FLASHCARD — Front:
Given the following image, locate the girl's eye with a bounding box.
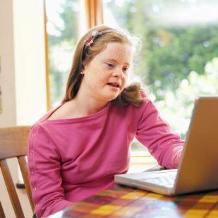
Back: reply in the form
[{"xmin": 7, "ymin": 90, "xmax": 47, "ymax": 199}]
[
  {"xmin": 123, "ymin": 67, "xmax": 129, "ymax": 73},
  {"xmin": 106, "ymin": 63, "xmax": 114, "ymax": 68}
]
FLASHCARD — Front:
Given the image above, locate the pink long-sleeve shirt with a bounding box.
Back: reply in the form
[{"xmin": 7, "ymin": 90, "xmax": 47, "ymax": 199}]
[{"xmin": 28, "ymin": 99, "xmax": 183, "ymax": 217}]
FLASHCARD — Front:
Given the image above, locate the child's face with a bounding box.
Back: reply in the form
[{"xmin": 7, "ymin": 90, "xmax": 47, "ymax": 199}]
[{"xmin": 81, "ymin": 42, "xmax": 132, "ymax": 103}]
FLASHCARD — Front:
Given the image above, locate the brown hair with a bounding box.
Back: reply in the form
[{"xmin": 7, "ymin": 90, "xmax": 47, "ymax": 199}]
[{"xmin": 63, "ymin": 25, "xmax": 144, "ymax": 107}]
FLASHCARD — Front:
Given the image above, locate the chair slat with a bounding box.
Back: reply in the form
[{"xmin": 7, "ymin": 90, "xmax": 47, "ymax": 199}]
[
  {"xmin": 0, "ymin": 201, "xmax": 6, "ymax": 218},
  {"xmin": 0, "ymin": 159, "xmax": 25, "ymax": 218},
  {"xmin": 18, "ymin": 156, "xmax": 34, "ymax": 210}
]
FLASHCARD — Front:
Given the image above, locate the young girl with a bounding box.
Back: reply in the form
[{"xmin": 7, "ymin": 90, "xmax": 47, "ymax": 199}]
[{"xmin": 28, "ymin": 25, "xmax": 183, "ymax": 217}]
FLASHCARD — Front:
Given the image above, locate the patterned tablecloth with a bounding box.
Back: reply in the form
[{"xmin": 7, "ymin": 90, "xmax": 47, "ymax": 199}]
[{"xmin": 48, "ymin": 186, "xmax": 218, "ymax": 218}]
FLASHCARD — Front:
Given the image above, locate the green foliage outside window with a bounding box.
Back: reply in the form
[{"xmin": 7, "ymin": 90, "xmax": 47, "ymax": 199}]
[
  {"xmin": 104, "ymin": 0, "xmax": 218, "ymax": 136},
  {"xmin": 46, "ymin": 0, "xmax": 79, "ymax": 106},
  {"xmin": 47, "ymin": 0, "xmax": 218, "ymax": 138}
]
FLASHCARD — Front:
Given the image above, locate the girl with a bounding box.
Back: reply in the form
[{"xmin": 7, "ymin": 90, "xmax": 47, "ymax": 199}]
[{"xmin": 28, "ymin": 25, "xmax": 183, "ymax": 217}]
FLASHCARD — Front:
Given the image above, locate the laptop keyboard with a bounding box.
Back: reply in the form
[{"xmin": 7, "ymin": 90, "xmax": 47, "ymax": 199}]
[{"xmin": 142, "ymin": 173, "xmax": 176, "ymax": 187}]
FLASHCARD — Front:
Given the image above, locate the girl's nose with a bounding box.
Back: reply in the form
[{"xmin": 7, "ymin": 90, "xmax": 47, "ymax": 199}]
[{"xmin": 112, "ymin": 67, "xmax": 124, "ymax": 78}]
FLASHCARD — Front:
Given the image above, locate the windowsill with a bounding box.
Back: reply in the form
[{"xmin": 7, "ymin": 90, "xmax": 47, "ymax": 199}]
[{"xmin": 129, "ymin": 152, "xmax": 158, "ymax": 173}]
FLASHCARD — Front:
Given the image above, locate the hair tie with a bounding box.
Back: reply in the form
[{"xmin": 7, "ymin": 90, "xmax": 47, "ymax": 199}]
[{"xmin": 84, "ymin": 30, "xmax": 103, "ymax": 48}]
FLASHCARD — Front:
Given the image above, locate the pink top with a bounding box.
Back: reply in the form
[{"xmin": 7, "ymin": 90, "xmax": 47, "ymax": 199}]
[{"xmin": 28, "ymin": 99, "xmax": 183, "ymax": 217}]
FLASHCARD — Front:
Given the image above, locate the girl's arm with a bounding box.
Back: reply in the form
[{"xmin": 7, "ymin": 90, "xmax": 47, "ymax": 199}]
[
  {"xmin": 28, "ymin": 125, "xmax": 72, "ymax": 217},
  {"xmin": 136, "ymin": 100, "xmax": 184, "ymax": 169}
]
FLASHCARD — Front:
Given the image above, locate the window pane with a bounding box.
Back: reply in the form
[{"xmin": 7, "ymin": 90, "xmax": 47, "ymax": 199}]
[
  {"xmin": 46, "ymin": 0, "xmax": 79, "ymax": 107},
  {"xmin": 103, "ymin": 0, "xmax": 218, "ymax": 138}
]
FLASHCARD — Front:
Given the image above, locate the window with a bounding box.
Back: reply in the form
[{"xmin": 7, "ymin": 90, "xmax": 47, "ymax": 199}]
[
  {"xmin": 45, "ymin": 0, "xmax": 80, "ymax": 107},
  {"xmin": 103, "ymin": 0, "xmax": 218, "ymax": 138},
  {"xmin": 103, "ymin": 0, "xmax": 218, "ymax": 166},
  {"xmin": 45, "ymin": 0, "xmax": 218, "ymax": 171}
]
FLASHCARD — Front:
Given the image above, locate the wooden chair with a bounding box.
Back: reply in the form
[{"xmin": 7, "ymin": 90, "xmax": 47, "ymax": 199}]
[
  {"xmin": 0, "ymin": 126, "xmax": 34, "ymax": 218},
  {"xmin": 0, "ymin": 201, "xmax": 6, "ymax": 218}
]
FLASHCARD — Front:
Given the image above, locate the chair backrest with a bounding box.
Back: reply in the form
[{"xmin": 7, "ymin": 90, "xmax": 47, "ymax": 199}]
[{"xmin": 0, "ymin": 126, "xmax": 34, "ymax": 218}]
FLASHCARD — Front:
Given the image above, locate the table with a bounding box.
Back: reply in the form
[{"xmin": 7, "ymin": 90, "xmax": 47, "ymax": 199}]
[{"xmin": 48, "ymin": 186, "xmax": 218, "ymax": 218}]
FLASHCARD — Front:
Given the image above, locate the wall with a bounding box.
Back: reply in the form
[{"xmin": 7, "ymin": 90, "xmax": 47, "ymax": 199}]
[
  {"xmin": 0, "ymin": 0, "xmax": 47, "ymax": 217},
  {"xmin": 0, "ymin": 0, "xmax": 16, "ymax": 126},
  {"xmin": 0, "ymin": 0, "xmax": 47, "ymax": 127}
]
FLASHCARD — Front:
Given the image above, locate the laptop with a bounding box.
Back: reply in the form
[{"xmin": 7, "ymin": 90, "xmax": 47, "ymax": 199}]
[{"xmin": 114, "ymin": 97, "xmax": 218, "ymax": 195}]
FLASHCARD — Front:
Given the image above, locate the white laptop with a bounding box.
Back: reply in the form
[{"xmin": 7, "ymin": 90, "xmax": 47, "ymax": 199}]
[{"xmin": 115, "ymin": 97, "xmax": 218, "ymax": 195}]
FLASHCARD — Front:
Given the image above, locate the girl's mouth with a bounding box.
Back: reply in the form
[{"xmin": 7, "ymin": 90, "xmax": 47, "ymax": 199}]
[{"xmin": 107, "ymin": 82, "xmax": 120, "ymax": 88}]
